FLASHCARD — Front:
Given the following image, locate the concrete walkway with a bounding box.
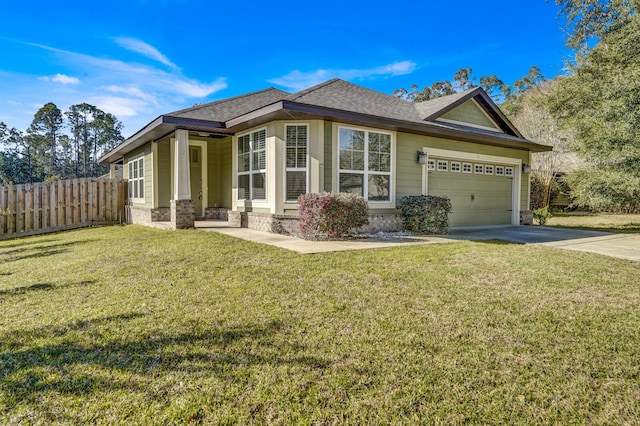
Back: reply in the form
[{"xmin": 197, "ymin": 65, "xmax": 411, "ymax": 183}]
[
  {"xmin": 195, "ymin": 221, "xmax": 450, "ymax": 254},
  {"xmin": 195, "ymin": 221, "xmax": 640, "ymax": 261}
]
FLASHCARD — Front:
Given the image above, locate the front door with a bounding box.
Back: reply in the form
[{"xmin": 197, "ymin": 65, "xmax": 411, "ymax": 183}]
[{"xmin": 189, "ymin": 146, "xmax": 203, "ymax": 218}]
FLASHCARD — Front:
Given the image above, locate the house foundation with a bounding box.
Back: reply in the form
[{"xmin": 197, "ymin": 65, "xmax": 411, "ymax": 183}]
[{"xmin": 226, "ymin": 211, "xmax": 403, "ymax": 236}]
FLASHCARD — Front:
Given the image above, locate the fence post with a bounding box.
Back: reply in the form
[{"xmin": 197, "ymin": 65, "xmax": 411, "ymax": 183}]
[
  {"xmin": 42, "ymin": 183, "xmax": 49, "ymax": 229},
  {"xmin": 0, "ymin": 186, "xmax": 6, "ymax": 235}
]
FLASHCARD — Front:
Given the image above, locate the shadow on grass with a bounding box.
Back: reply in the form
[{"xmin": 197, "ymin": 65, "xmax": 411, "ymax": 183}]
[
  {"xmin": 470, "ymin": 239, "xmax": 523, "ymax": 245},
  {"xmin": 0, "ymin": 279, "xmax": 96, "ymax": 298},
  {"xmin": 0, "ymin": 315, "xmax": 329, "ymax": 406},
  {"xmin": 0, "ymin": 238, "xmax": 57, "ymax": 249},
  {"xmin": 0, "ymin": 240, "xmax": 95, "ymax": 263}
]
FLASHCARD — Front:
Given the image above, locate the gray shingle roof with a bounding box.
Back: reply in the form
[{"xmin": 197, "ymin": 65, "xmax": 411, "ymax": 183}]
[
  {"xmin": 100, "ymin": 78, "xmax": 550, "ymax": 163},
  {"xmin": 285, "ymin": 78, "xmax": 424, "ymax": 122},
  {"xmin": 162, "ymin": 79, "xmax": 504, "ymax": 134},
  {"xmin": 168, "ymin": 87, "xmax": 290, "ymax": 122}
]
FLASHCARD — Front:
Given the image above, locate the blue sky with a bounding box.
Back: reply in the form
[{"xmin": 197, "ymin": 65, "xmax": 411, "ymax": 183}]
[{"xmin": 0, "ymin": 0, "xmax": 571, "ymax": 137}]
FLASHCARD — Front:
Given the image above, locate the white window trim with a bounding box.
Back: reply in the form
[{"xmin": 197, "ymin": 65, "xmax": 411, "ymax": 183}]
[
  {"xmin": 451, "ymin": 161, "xmax": 461, "ymax": 173},
  {"xmin": 462, "ymin": 162, "xmax": 472, "ymax": 174},
  {"xmin": 427, "ymin": 159, "xmax": 436, "ymax": 171},
  {"xmin": 485, "ymin": 164, "xmax": 494, "ymax": 175},
  {"xmin": 283, "ymin": 123, "xmax": 309, "ymax": 202},
  {"xmin": 437, "ymin": 160, "xmax": 449, "ymax": 172},
  {"xmin": 474, "ymin": 164, "xmax": 484, "ymax": 174},
  {"xmin": 419, "ymin": 147, "xmax": 523, "ymax": 225},
  {"xmin": 495, "ymin": 166, "xmax": 505, "ymax": 176},
  {"xmin": 236, "ymin": 127, "xmax": 268, "ymax": 202},
  {"xmin": 333, "ymin": 124, "xmax": 395, "ymax": 206},
  {"xmin": 128, "ymin": 156, "xmax": 145, "ymax": 203}
]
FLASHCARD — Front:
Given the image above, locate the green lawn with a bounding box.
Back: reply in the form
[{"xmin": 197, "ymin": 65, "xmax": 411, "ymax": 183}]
[
  {"xmin": 1, "ymin": 226, "xmax": 639, "ymax": 424},
  {"xmin": 547, "ymin": 213, "xmax": 640, "ymax": 233}
]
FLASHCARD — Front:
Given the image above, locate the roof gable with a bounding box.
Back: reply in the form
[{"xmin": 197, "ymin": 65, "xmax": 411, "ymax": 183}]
[
  {"xmin": 438, "ymin": 99, "xmax": 501, "ymax": 131},
  {"xmin": 414, "ymin": 87, "xmax": 522, "ymax": 137}
]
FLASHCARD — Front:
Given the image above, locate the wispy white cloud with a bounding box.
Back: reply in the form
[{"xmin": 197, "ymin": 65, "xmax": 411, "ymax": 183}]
[
  {"xmin": 100, "ymin": 85, "xmax": 158, "ymax": 104},
  {"xmin": 88, "ymin": 95, "xmax": 148, "ymax": 118},
  {"xmin": 269, "ymin": 61, "xmax": 417, "ymax": 91},
  {"xmin": 38, "ymin": 73, "xmax": 80, "ymax": 85},
  {"xmin": 114, "ymin": 37, "xmax": 179, "ymax": 70},
  {"xmin": 15, "ymin": 40, "xmax": 228, "ymax": 135}
]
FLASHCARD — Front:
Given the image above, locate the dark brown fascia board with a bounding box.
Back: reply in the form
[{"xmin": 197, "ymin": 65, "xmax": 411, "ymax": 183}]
[
  {"xmin": 473, "ymin": 93, "xmax": 524, "ymax": 138},
  {"xmin": 99, "ymin": 115, "xmax": 226, "ymax": 163},
  {"xmin": 280, "ymin": 101, "xmax": 550, "ymax": 152},
  {"xmin": 161, "ymin": 115, "xmax": 225, "ymax": 129},
  {"xmin": 225, "ymin": 101, "xmax": 285, "ymax": 128},
  {"xmin": 423, "ymin": 88, "xmax": 483, "ymax": 121}
]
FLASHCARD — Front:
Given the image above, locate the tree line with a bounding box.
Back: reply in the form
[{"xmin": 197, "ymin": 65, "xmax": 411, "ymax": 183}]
[
  {"xmin": 0, "ymin": 103, "xmax": 124, "ymax": 185},
  {"xmin": 395, "ymin": 0, "xmax": 640, "ymax": 213}
]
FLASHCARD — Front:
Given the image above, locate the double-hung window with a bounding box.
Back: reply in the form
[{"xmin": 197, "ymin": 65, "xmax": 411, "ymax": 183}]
[
  {"xmin": 338, "ymin": 127, "xmax": 392, "ymax": 202},
  {"xmin": 128, "ymin": 157, "xmax": 144, "ymax": 202},
  {"xmin": 237, "ymin": 129, "xmax": 267, "ymax": 201},
  {"xmin": 285, "ymin": 125, "xmax": 308, "ymax": 201}
]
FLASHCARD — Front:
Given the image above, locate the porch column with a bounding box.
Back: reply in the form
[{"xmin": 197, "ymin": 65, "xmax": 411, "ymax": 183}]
[{"xmin": 171, "ymin": 129, "xmax": 195, "ymax": 229}]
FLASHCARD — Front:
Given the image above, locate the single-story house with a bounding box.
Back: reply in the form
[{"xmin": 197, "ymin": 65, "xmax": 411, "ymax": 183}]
[{"xmin": 99, "ymin": 78, "xmax": 551, "ymax": 232}]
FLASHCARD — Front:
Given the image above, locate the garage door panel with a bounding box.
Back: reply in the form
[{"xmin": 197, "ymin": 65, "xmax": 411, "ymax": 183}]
[{"xmin": 428, "ymin": 163, "xmax": 513, "ymax": 227}]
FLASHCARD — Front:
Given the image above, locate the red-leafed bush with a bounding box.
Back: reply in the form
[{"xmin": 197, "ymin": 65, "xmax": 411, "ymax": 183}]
[{"xmin": 298, "ymin": 192, "xmax": 369, "ymax": 240}]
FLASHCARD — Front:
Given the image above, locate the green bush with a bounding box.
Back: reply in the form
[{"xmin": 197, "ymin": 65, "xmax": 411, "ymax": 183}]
[
  {"xmin": 533, "ymin": 205, "xmax": 552, "ymax": 226},
  {"xmin": 298, "ymin": 192, "xmax": 369, "ymax": 240},
  {"xmin": 399, "ymin": 195, "xmax": 452, "ymax": 234},
  {"xmin": 565, "ymin": 168, "xmax": 640, "ymax": 213}
]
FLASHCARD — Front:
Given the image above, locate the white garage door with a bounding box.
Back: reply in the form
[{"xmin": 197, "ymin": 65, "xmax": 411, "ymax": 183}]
[{"xmin": 427, "ymin": 159, "xmax": 514, "ymax": 227}]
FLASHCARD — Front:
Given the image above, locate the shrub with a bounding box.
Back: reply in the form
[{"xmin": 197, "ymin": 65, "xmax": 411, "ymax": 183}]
[
  {"xmin": 399, "ymin": 195, "xmax": 452, "ymax": 234},
  {"xmin": 298, "ymin": 192, "xmax": 369, "ymax": 240},
  {"xmin": 533, "ymin": 205, "xmax": 552, "ymax": 226}
]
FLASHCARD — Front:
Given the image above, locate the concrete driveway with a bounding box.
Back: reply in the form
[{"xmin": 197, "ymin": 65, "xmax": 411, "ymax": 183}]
[
  {"xmin": 198, "ymin": 221, "xmax": 640, "ymax": 260},
  {"xmin": 444, "ymin": 226, "xmax": 640, "ymax": 262}
]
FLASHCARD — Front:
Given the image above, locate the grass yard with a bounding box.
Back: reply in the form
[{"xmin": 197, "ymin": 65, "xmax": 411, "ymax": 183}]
[
  {"xmin": 1, "ymin": 225, "xmax": 639, "ymax": 424},
  {"xmin": 548, "ymin": 213, "xmax": 640, "ymax": 233}
]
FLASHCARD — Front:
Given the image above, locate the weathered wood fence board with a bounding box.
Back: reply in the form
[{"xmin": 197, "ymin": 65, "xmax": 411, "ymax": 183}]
[{"xmin": 0, "ymin": 178, "xmax": 127, "ymax": 240}]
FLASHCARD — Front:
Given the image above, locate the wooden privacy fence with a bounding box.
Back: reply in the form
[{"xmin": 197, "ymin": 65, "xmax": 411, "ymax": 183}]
[{"xmin": 0, "ymin": 178, "xmax": 127, "ymax": 240}]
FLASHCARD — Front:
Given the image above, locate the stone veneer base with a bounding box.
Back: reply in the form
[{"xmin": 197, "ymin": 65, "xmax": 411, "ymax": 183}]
[
  {"xmin": 227, "ymin": 212, "xmax": 403, "ymax": 236},
  {"xmin": 171, "ymin": 200, "xmax": 195, "ymax": 229},
  {"xmin": 520, "ymin": 210, "xmax": 533, "ymax": 225}
]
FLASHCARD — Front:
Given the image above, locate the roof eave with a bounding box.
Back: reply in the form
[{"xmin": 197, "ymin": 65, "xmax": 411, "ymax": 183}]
[
  {"xmin": 279, "ymin": 101, "xmax": 550, "ymax": 152},
  {"xmin": 99, "ymin": 115, "xmax": 225, "ymax": 164}
]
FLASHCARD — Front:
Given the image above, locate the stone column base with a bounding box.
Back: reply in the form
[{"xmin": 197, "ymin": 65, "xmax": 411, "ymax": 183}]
[
  {"xmin": 171, "ymin": 199, "xmax": 195, "ymax": 229},
  {"xmin": 520, "ymin": 210, "xmax": 533, "ymax": 225}
]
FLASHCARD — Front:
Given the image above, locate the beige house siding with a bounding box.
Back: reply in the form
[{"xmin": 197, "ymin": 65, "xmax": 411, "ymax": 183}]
[
  {"xmin": 440, "ymin": 99, "xmax": 500, "ymax": 130},
  {"xmin": 218, "ymin": 137, "xmax": 232, "ymax": 209}
]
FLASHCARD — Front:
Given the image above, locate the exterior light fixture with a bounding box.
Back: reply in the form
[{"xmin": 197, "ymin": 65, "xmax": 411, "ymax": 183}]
[
  {"xmin": 417, "ymin": 151, "xmax": 427, "ymax": 164},
  {"xmin": 522, "ymin": 164, "xmax": 532, "ymax": 174}
]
